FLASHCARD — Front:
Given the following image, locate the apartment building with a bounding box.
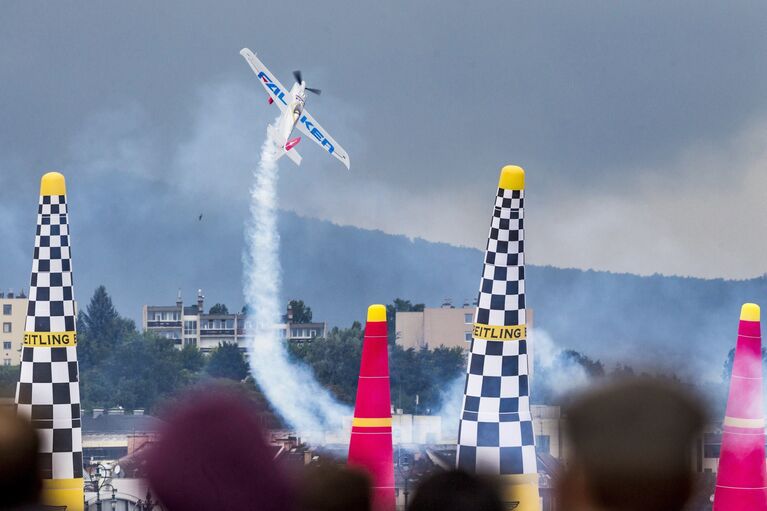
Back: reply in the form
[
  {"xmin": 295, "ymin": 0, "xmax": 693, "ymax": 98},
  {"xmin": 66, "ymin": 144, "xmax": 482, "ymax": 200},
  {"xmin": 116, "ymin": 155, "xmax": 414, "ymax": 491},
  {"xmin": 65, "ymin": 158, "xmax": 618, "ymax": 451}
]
[
  {"xmin": 396, "ymin": 302, "xmax": 534, "ymax": 352},
  {"xmin": 0, "ymin": 289, "xmax": 28, "ymax": 366},
  {"xmin": 396, "ymin": 304, "xmax": 476, "ymax": 351},
  {"xmin": 143, "ymin": 290, "xmax": 327, "ymax": 353}
]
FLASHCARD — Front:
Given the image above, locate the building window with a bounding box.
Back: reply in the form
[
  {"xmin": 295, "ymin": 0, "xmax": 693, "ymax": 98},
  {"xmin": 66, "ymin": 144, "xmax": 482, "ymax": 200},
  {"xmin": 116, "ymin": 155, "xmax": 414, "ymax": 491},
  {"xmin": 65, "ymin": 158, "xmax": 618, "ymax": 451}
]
[
  {"xmin": 2, "ymin": 323, "xmax": 10, "ymax": 334},
  {"xmin": 3, "ymin": 304, "xmax": 11, "ymax": 315},
  {"xmin": 184, "ymin": 321, "xmax": 197, "ymax": 335},
  {"xmin": 2, "ymin": 358, "xmax": 10, "ymax": 366},
  {"xmin": 2, "ymin": 341, "xmax": 10, "ymax": 350},
  {"xmin": 184, "ymin": 338, "xmax": 197, "ymax": 347},
  {"xmin": 464, "ymin": 332, "xmax": 472, "ymax": 342},
  {"xmin": 464, "ymin": 313, "xmax": 473, "ymax": 324}
]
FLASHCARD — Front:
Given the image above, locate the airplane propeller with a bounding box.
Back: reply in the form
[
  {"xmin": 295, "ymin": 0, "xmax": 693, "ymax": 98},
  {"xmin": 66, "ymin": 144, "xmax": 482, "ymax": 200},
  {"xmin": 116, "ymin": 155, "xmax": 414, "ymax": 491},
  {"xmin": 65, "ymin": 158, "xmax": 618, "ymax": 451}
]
[{"xmin": 293, "ymin": 70, "xmax": 322, "ymax": 95}]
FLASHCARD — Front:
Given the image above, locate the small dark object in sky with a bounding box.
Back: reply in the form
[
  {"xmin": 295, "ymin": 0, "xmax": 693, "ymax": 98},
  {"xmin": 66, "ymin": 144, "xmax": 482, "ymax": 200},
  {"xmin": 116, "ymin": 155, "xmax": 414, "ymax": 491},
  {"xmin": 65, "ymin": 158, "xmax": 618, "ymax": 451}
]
[{"xmin": 198, "ymin": 214, "xmax": 203, "ymax": 221}]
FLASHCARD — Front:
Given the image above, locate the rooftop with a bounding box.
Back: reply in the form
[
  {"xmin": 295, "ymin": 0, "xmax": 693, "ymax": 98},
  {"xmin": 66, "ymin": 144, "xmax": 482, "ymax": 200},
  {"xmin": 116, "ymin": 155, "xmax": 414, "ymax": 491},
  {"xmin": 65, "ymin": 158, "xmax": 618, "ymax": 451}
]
[{"xmin": 82, "ymin": 413, "xmax": 164, "ymax": 436}]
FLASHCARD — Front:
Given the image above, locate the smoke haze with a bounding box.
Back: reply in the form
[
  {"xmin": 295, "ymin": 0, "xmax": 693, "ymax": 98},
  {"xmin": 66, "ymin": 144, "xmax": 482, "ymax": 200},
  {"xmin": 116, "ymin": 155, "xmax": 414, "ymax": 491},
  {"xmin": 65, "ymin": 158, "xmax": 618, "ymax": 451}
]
[
  {"xmin": 531, "ymin": 328, "xmax": 591, "ymax": 396},
  {"xmin": 243, "ymin": 121, "xmax": 352, "ymax": 440}
]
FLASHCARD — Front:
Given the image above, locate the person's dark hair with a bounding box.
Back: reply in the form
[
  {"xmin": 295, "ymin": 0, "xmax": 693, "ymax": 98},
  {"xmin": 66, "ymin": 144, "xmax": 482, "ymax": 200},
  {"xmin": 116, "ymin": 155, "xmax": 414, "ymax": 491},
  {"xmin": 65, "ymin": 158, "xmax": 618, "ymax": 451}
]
[
  {"xmin": 146, "ymin": 388, "xmax": 294, "ymax": 511},
  {"xmin": 0, "ymin": 409, "xmax": 42, "ymax": 508},
  {"xmin": 408, "ymin": 470, "xmax": 503, "ymax": 511},
  {"xmin": 299, "ymin": 463, "xmax": 371, "ymax": 511},
  {"xmin": 562, "ymin": 377, "xmax": 707, "ymax": 511}
]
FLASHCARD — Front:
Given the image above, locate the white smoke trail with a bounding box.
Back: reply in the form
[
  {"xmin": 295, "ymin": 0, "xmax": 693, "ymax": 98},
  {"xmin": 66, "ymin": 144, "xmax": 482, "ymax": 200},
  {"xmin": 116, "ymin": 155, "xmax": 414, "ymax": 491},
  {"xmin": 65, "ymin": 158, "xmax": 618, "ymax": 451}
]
[
  {"xmin": 243, "ymin": 120, "xmax": 352, "ymax": 441},
  {"xmin": 437, "ymin": 374, "xmax": 465, "ymax": 441}
]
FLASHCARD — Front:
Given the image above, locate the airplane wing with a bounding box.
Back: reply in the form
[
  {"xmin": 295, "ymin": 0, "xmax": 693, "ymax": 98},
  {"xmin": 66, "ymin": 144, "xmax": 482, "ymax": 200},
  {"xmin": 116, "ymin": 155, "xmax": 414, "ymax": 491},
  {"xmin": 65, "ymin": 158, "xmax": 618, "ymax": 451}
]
[
  {"xmin": 295, "ymin": 109, "xmax": 351, "ymax": 170},
  {"xmin": 240, "ymin": 48, "xmax": 289, "ymax": 113}
]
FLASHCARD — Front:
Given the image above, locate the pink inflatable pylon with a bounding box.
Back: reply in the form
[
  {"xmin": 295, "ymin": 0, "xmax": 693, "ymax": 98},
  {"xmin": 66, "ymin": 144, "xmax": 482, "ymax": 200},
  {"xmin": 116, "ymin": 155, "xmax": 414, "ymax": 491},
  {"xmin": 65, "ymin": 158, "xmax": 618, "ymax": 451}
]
[
  {"xmin": 347, "ymin": 304, "xmax": 395, "ymax": 511},
  {"xmin": 714, "ymin": 303, "xmax": 767, "ymax": 511}
]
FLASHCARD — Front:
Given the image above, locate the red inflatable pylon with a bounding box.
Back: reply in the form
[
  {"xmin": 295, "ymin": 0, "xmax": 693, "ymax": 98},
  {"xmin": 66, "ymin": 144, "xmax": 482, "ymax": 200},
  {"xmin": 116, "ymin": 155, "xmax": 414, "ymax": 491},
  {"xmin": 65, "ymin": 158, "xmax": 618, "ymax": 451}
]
[
  {"xmin": 347, "ymin": 304, "xmax": 395, "ymax": 511},
  {"xmin": 714, "ymin": 303, "xmax": 767, "ymax": 511}
]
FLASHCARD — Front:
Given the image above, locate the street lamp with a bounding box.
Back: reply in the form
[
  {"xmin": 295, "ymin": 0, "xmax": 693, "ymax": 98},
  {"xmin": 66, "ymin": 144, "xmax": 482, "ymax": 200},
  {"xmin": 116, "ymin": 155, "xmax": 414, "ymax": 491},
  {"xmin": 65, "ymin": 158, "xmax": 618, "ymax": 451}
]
[
  {"xmin": 86, "ymin": 462, "xmax": 120, "ymax": 511},
  {"xmin": 397, "ymin": 450, "xmax": 414, "ymax": 508}
]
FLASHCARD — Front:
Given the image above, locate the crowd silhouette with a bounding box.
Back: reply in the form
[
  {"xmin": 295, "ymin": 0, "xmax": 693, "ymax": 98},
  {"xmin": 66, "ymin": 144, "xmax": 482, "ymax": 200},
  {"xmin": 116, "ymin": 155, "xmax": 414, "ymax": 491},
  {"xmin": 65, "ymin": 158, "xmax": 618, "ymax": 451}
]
[{"xmin": 0, "ymin": 378, "xmax": 705, "ymax": 511}]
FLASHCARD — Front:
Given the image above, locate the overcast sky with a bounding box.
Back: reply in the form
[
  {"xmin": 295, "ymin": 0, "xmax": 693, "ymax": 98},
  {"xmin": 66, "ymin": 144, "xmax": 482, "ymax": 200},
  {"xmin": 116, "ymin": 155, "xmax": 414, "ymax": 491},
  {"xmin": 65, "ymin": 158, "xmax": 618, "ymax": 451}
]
[{"xmin": 1, "ymin": 1, "xmax": 767, "ymax": 315}]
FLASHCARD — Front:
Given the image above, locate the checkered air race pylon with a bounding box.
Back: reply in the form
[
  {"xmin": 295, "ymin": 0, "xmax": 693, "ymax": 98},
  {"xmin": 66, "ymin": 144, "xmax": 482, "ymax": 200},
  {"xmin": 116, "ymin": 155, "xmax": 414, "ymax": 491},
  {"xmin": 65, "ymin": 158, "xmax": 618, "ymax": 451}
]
[
  {"xmin": 713, "ymin": 304, "xmax": 767, "ymax": 511},
  {"xmin": 457, "ymin": 165, "xmax": 539, "ymax": 511},
  {"xmin": 347, "ymin": 305, "xmax": 395, "ymax": 511},
  {"xmin": 15, "ymin": 172, "xmax": 83, "ymax": 511}
]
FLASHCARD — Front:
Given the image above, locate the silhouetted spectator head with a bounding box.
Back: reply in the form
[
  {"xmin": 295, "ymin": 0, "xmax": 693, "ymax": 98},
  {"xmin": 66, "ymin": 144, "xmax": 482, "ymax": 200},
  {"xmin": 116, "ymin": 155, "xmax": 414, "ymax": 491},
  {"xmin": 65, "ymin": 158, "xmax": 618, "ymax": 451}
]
[
  {"xmin": 408, "ymin": 470, "xmax": 503, "ymax": 511},
  {"xmin": 0, "ymin": 408, "xmax": 41, "ymax": 508},
  {"xmin": 560, "ymin": 377, "xmax": 706, "ymax": 511},
  {"xmin": 299, "ymin": 463, "xmax": 371, "ymax": 511},
  {"xmin": 146, "ymin": 389, "xmax": 294, "ymax": 511}
]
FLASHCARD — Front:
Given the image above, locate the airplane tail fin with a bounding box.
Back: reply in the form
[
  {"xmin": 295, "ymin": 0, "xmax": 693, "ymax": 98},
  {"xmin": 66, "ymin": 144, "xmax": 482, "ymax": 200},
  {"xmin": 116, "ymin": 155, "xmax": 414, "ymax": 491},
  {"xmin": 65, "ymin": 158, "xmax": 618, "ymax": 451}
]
[
  {"xmin": 267, "ymin": 126, "xmax": 302, "ymax": 167},
  {"xmin": 282, "ymin": 147, "xmax": 302, "ymax": 166}
]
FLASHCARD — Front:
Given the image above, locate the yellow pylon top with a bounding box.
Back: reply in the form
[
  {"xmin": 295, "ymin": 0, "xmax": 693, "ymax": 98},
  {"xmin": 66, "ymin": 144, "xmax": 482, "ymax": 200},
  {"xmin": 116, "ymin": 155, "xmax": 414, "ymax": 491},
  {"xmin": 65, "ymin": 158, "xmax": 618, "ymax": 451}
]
[
  {"xmin": 741, "ymin": 303, "xmax": 760, "ymax": 322},
  {"xmin": 367, "ymin": 304, "xmax": 387, "ymax": 322},
  {"xmin": 499, "ymin": 165, "xmax": 525, "ymax": 190},
  {"xmin": 40, "ymin": 172, "xmax": 66, "ymax": 196}
]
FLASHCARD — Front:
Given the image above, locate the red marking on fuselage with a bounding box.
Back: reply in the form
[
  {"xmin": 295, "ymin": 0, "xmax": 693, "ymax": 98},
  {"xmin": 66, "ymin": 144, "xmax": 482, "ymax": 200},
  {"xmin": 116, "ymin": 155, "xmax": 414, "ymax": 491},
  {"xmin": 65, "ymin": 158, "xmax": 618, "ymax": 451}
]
[{"xmin": 285, "ymin": 137, "xmax": 301, "ymax": 151}]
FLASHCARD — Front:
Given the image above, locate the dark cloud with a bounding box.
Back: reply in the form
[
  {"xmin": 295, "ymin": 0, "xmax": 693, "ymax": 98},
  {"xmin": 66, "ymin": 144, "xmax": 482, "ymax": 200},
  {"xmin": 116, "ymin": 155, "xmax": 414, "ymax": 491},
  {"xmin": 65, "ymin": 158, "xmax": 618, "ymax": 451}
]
[
  {"xmin": 3, "ymin": 1, "xmax": 767, "ymax": 181},
  {"xmin": 0, "ymin": 0, "xmax": 766, "ymax": 318}
]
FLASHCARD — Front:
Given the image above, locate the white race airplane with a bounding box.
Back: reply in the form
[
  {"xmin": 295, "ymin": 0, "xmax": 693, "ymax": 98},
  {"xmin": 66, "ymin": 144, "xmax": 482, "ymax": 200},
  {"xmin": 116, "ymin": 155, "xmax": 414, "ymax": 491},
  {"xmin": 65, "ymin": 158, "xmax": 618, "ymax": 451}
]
[{"xmin": 240, "ymin": 48, "xmax": 351, "ymax": 170}]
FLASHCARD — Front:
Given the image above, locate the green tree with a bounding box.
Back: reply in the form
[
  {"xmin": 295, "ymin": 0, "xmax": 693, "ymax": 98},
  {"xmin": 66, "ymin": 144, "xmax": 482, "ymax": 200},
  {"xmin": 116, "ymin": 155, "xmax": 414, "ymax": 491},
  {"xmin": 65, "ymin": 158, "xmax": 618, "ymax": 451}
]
[
  {"xmin": 560, "ymin": 350, "xmax": 605, "ymax": 378},
  {"xmin": 208, "ymin": 303, "xmax": 229, "ymax": 315},
  {"xmin": 289, "ymin": 319, "xmax": 464, "ymax": 414},
  {"xmin": 389, "ymin": 344, "xmax": 464, "ymax": 414},
  {"xmin": 390, "ymin": 346, "xmax": 427, "ymax": 412},
  {"xmin": 288, "ymin": 300, "xmax": 313, "ymax": 323},
  {"xmin": 180, "ymin": 344, "xmax": 205, "ymax": 372},
  {"xmin": 78, "ymin": 286, "xmax": 136, "ymax": 370},
  {"xmin": 0, "ymin": 365, "xmax": 19, "ymax": 397},
  {"xmin": 288, "ymin": 322, "xmax": 364, "ymax": 404},
  {"xmin": 206, "ymin": 343, "xmax": 249, "ymax": 380},
  {"xmin": 81, "ymin": 332, "xmax": 191, "ymax": 411}
]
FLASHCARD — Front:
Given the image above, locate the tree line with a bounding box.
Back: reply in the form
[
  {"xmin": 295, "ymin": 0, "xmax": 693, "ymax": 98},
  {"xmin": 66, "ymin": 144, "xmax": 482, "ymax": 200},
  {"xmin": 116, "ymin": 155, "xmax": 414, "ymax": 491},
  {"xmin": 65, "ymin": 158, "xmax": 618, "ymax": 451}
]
[
  {"xmin": 75, "ymin": 286, "xmax": 252, "ymax": 411},
  {"xmin": 0, "ymin": 288, "xmax": 465, "ymax": 418},
  {"xmin": 287, "ymin": 319, "xmax": 465, "ymax": 415},
  {"xmin": 0, "ymin": 286, "xmax": 748, "ymax": 418}
]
